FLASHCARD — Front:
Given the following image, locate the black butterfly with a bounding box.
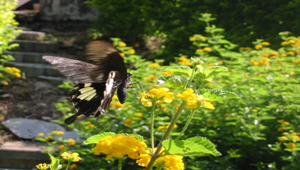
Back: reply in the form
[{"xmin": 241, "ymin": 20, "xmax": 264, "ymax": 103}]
[{"xmin": 43, "ymin": 41, "xmax": 132, "ymax": 124}]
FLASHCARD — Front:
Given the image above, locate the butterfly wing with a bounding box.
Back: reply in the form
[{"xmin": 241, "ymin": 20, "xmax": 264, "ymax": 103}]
[
  {"xmin": 43, "ymin": 41, "xmax": 131, "ymax": 124},
  {"xmin": 42, "ymin": 56, "xmax": 105, "ymax": 83}
]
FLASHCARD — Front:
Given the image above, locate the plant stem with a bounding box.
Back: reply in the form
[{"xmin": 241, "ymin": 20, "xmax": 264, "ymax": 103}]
[
  {"xmin": 150, "ymin": 104, "xmax": 156, "ymax": 153},
  {"xmin": 176, "ymin": 109, "xmax": 196, "ymax": 139},
  {"xmin": 118, "ymin": 158, "xmax": 122, "ymax": 170},
  {"xmin": 65, "ymin": 161, "xmax": 71, "ymax": 170},
  {"xmin": 146, "ymin": 101, "xmax": 186, "ymax": 170}
]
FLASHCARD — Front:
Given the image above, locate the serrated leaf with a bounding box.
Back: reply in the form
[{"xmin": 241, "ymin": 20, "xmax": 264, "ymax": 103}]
[
  {"xmin": 49, "ymin": 153, "xmax": 60, "ymax": 170},
  {"xmin": 84, "ymin": 132, "xmax": 116, "ymax": 145},
  {"xmin": 162, "ymin": 137, "xmax": 221, "ymax": 157},
  {"xmin": 195, "ymin": 65, "xmax": 228, "ymax": 82},
  {"xmin": 157, "ymin": 75, "xmax": 188, "ymax": 89},
  {"xmin": 199, "ymin": 89, "xmax": 240, "ymax": 101}
]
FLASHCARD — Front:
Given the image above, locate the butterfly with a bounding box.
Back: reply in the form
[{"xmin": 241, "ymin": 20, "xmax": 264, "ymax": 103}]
[{"xmin": 43, "ymin": 41, "xmax": 132, "ymax": 124}]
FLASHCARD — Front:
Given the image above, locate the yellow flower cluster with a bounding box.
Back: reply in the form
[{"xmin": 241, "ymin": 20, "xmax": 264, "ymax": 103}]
[
  {"xmin": 140, "ymin": 87, "xmax": 174, "ymax": 107},
  {"xmin": 137, "ymin": 152, "xmax": 184, "ymax": 170},
  {"xmin": 53, "ymin": 131, "xmax": 65, "ymax": 135},
  {"xmin": 178, "ymin": 57, "xmax": 192, "ymax": 66},
  {"xmin": 260, "ymin": 51, "xmax": 279, "ymax": 58},
  {"xmin": 176, "ymin": 88, "xmax": 215, "ymax": 110},
  {"xmin": 157, "ymin": 123, "xmax": 178, "ymax": 131},
  {"xmin": 250, "ymin": 59, "xmax": 270, "ymax": 66},
  {"xmin": 36, "ymin": 163, "xmax": 50, "ymax": 170},
  {"xmin": 61, "ymin": 152, "xmax": 81, "ymax": 162},
  {"xmin": 281, "ymin": 37, "xmax": 300, "ymax": 47},
  {"xmin": 92, "ymin": 134, "xmax": 147, "ymax": 160},
  {"xmin": 196, "ymin": 47, "xmax": 213, "ymax": 53},
  {"xmin": 148, "ymin": 63, "xmax": 160, "ymax": 68},
  {"xmin": 5, "ymin": 66, "xmax": 21, "ymax": 78},
  {"xmin": 255, "ymin": 42, "xmax": 270, "ymax": 50}
]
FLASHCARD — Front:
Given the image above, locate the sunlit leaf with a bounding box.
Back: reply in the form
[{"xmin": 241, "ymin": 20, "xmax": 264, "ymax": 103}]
[
  {"xmin": 162, "ymin": 136, "xmax": 221, "ymax": 157},
  {"xmin": 199, "ymin": 89, "xmax": 240, "ymax": 101},
  {"xmin": 84, "ymin": 132, "xmax": 116, "ymax": 144}
]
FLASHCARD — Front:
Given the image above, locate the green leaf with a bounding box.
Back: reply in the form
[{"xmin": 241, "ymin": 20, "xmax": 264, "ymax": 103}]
[
  {"xmin": 157, "ymin": 75, "xmax": 188, "ymax": 89},
  {"xmin": 164, "ymin": 66, "xmax": 192, "ymax": 76},
  {"xmin": 84, "ymin": 132, "xmax": 116, "ymax": 144},
  {"xmin": 49, "ymin": 153, "xmax": 60, "ymax": 170},
  {"xmin": 199, "ymin": 89, "xmax": 240, "ymax": 101},
  {"xmin": 162, "ymin": 136, "xmax": 221, "ymax": 157},
  {"xmin": 195, "ymin": 65, "xmax": 228, "ymax": 81}
]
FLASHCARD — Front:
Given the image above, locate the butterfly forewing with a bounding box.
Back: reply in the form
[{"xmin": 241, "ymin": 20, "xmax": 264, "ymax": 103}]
[{"xmin": 43, "ymin": 41, "xmax": 131, "ymax": 124}]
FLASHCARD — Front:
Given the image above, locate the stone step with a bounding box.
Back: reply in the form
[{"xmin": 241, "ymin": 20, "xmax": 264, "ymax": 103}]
[
  {"xmin": 5, "ymin": 51, "xmax": 79, "ymax": 64},
  {"xmin": 12, "ymin": 40, "xmax": 59, "ymax": 53},
  {"xmin": 6, "ymin": 62, "xmax": 63, "ymax": 78},
  {"xmin": 17, "ymin": 31, "xmax": 46, "ymax": 41},
  {"xmin": 0, "ymin": 141, "xmax": 49, "ymax": 169}
]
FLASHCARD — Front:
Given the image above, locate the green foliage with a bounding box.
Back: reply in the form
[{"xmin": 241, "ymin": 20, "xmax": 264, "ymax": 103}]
[
  {"xmin": 37, "ymin": 14, "xmax": 300, "ymax": 170},
  {"xmin": 87, "ymin": 0, "xmax": 300, "ymax": 62},
  {"xmin": 0, "ymin": 0, "xmax": 21, "ymax": 87}
]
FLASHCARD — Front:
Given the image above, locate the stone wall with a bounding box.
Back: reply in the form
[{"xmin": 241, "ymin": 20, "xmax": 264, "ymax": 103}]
[{"xmin": 39, "ymin": 0, "xmax": 98, "ymax": 21}]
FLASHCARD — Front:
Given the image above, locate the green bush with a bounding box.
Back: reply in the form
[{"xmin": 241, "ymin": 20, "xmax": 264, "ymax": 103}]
[
  {"xmin": 37, "ymin": 14, "xmax": 300, "ymax": 170},
  {"xmin": 0, "ymin": 0, "xmax": 21, "ymax": 87},
  {"xmin": 86, "ymin": 0, "xmax": 300, "ymax": 63}
]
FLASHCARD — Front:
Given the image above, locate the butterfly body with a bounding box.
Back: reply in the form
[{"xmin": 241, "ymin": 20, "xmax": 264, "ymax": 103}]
[{"xmin": 43, "ymin": 41, "xmax": 131, "ymax": 124}]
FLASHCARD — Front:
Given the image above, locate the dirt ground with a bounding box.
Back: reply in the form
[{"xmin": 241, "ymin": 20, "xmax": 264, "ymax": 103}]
[{"xmin": 0, "ymin": 78, "xmax": 66, "ymax": 144}]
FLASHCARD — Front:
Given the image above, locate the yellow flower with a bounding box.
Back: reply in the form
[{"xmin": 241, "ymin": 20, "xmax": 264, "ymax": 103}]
[
  {"xmin": 134, "ymin": 112, "xmax": 143, "ymax": 118},
  {"xmin": 70, "ymin": 164, "xmax": 78, "ymax": 169},
  {"xmin": 261, "ymin": 42, "xmax": 270, "ymax": 46},
  {"xmin": 68, "ymin": 138, "xmax": 76, "ymax": 146},
  {"xmin": 57, "ymin": 145, "xmax": 66, "ymax": 151},
  {"xmin": 92, "ymin": 134, "xmax": 147, "ymax": 160},
  {"xmin": 140, "ymin": 88, "xmax": 174, "ymax": 107},
  {"xmin": 114, "ymin": 102, "xmax": 124, "ymax": 108},
  {"xmin": 119, "ymin": 52, "xmax": 125, "ymax": 57},
  {"xmin": 86, "ymin": 124, "xmax": 95, "ymax": 128},
  {"xmin": 282, "ymin": 121, "xmax": 291, "ymax": 126},
  {"xmin": 53, "ymin": 131, "xmax": 65, "ymax": 135},
  {"xmin": 148, "ymin": 63, "xmax": 160, "ymax": 68},
  {"xmin": 287, "ymin": 51, "xmax": 295, "ymax": 55},
  {"xmin": 178, "ymin": 57, "xmax": 192, "ymax": 66},
  {"xmin": 176, "ymin": 88, "xmax": 215, "ymax": 110},
  {"xmin": 118, "ymin": 42, "xmax": 127, "ymax": 47},
  {"xmin": 278, "ymin": 136, "xmax": 288, "ymax": 142},
  {"xmin": 158, "ymin": 124, "xmax": 178, "ymax": 131},
  {"xmin": 14, "ymin": 72, "xmax": 21, "ymax": 78},
  {"xmin": 36, "ymin": 163, "xmax": 50, "ymax": 170},
  {"xmin": 286, "ymin": 142, "xmax": 296, "ymax": 149},
  {"xmin": 61, "ymin": 152, "xmax": 81, "ymax": 162},
  {"xmin": 203, "ymin": 47, "xmax": 212, "ymax": 52},
  {"xmin": 127, "ymin": 48, "xmax": 135, "ymax": 54},
  {"xmin": 37, "ymin": 133, "xmax": 44, "ymax": 137},
  {"xmin": 45, "ymin": 136, "xmax": 53, "ymax": 141},
  {"xmin": 1, "ymin": 80, "xmax": 9, "ymax": 85},
  {"xmin": 161, "ymin": 71, "xmax": 174, "ymax": 76},
  {"xmin": 291, "ymin": 135, "xmax": 300, "ymax": 140},
  {"xmin": 156, "ymin": 155, "xmax": 185, "ymax": 170},
  {"xmin": 189, "ymin": 37, "xmax": 197, "ymax": 41},
  {"xmin": 255, "ymin": 44, "xmax": 263, "ymax": 50},
  {"xmin": 196, "ymin": 49, "xmax": 203, "ymax": 52},
  {"xmin": 124, "ymin": 119, "xmax": 133, "ymax": 126},
  {"xmin": 137, "ymin": 151, "xmax": 184, "ymax": 170}
]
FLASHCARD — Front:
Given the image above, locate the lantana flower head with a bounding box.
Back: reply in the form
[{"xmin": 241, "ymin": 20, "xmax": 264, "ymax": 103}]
[
  {"xmin": 136, "ymin": 148, "xmax": 184, "ymax": 170},
  {"xmin": 92, "ymin": 134, "xmax": 147, "ymax": 160},
  {"xmin": 177, "ymin": 88, "xmax": 215, "ymax": 110},
  {"xmin": 140, "ymin": 87, "xmax": 174, "ymax": 107},
  {"xmin": 61, "ymin": 152, "xmax": 81, "ymax": 162}
]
